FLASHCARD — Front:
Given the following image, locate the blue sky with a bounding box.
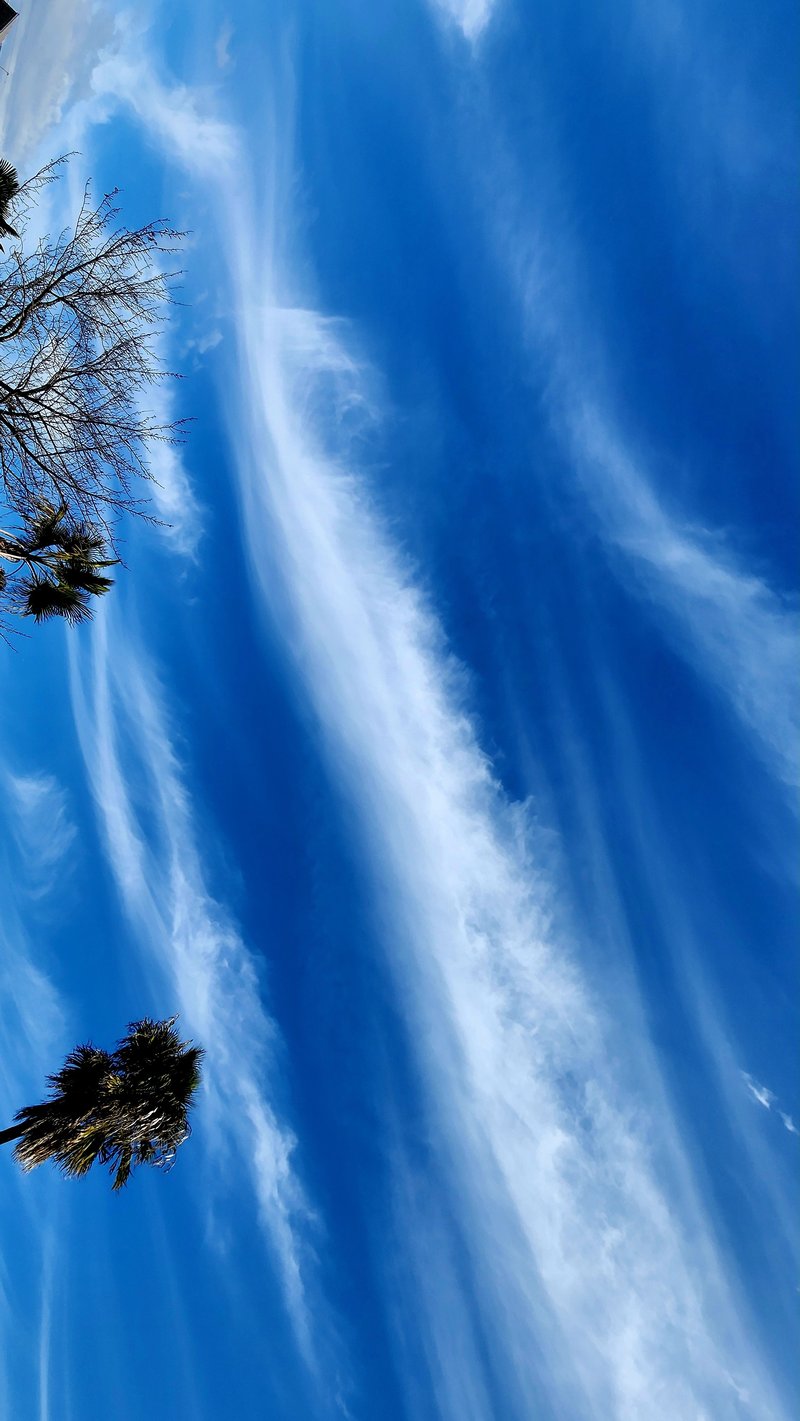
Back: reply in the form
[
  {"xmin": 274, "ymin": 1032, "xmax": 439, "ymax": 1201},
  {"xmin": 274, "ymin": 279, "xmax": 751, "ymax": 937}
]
[{"xmin": 0, "ymin": 1, "xmax": 797, "ymax": 1417}]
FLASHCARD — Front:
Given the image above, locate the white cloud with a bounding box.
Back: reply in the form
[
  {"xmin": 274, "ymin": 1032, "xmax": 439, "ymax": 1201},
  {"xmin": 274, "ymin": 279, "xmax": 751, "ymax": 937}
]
[
  {"xmin": 221, "ymin": 279, "xmax": 784, "ymax": 1418},
  {"xmin": 742, "ymin": 1072, "xmax": 799, "ymax": 1138},
  {"xmin": 449, "ymin": 26, "xmax": 800, "ymax": 806},
  {"xmin": 567, "ymin": 404, "xmax": 800, "ymax": 794},
  {"xmin": 37, "ymin": 1227, "xmax": 55, "ymax": 1421},
  {"xmin": 139, "ymin": 354, "xmax": 203, "ymax": 558},
  {"xmin": 0, "ymin": 0, "xmax": 115, "ymax": 169},
  {"xmin": 624, "ymin": 0, "xmax": 794, "ymax": 195},
  {"xmin": 124, "ymin": 83, "xmax": 781, "ymax": 1417},
  {"xmin": 55, "ymin": 36, "xmax": 793, "ymax": 1421},
  {"xmin": 0, "ymin": 927, "xmax": 65, "ymax": 1103},
  {"xmin": 385, "ymin": 1159, "xmax": 499, "ymax": 1421},
  {"xmin": 68, "ymin": 616, "xmax": 319, "ymax": 1367},
  {"xmin": 430, "ymin": 0, "xmax": 496, "ymax": 41},
  {"xmin": 90, "ymin": 54, "xmax": 238, "ymax": 177},
  {"xmin": 215, "ymin": 19, "xmax": 234, "ymax": 72},
  {"xmin": 743, "ymin": 1076, "xmax": 775, "ymax": 1110},
  {"xmin": 4, "ymin": 772, "xmax": 77, "ymax": 901},
  {"xmin": 0, "ymin": 772, "xmax": 69, "ymax": 1108},
  {"xmin": 186, "ymin": 328, "xmax": 223, "ymax": 357},
  {"xmin": 0, "ymin": 789, "xmax": 68, "ymax": 1118}
]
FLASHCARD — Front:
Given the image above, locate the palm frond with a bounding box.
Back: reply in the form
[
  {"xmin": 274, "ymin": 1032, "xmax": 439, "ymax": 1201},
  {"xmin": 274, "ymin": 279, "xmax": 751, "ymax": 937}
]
[
  {"xmin": 23, "ymin": 501, "xmax": 69, "ymax": 552},
  {"xmin": 18, "ymin": 577, "xmax": 93, "ymax": 624},
  {"xmin": 46, "ymin": 1044, "xmax": 115, "ymax": 1096},
  {"xmin": 12, "ymin": 1046, "xmax": 115, "ymax": 1173},
  {"xmin": 57, "ymin": 563, "xmax": 115, "ymax": 596},
  {"xmin": 111, "ymin": 1144, "xmax": 134, "ymax": 1191},
  {"xmin": 0, "ymin": 157, "xmax": 20, "ymax": 210},
  {"xmin": 57, "ymin": 536, "xmax": 114, "ymax": 563},
  {"xmin": 50, "ymin": 519, "xmax": 109, "ymax": 559}
]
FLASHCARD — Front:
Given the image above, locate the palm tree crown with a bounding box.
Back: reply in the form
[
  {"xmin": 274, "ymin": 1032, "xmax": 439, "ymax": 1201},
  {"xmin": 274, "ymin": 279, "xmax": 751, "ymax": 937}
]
[
  {"xmin": 0, "ymin": 500, "xmax": 117, "ymax": 625},
  {"xmin": 0, "ymin": 156, "xmax": 19, "ymax": 243},
  {"xmin": 3, "ymin": 1018, "xmax": 203, "ymax": 1189}
]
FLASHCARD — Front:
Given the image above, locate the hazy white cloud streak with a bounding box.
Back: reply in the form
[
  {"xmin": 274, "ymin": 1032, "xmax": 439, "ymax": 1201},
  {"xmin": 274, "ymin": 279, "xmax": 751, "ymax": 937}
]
[
  {"xmin": 0, "ymin": 0, "xmax": 114, "ymax": 167},
  {"xmin": 454, "ymin": 21, "xmax": 800, "ymax": 801},
  {"xmin": 742, "ymin": 1072, "xmax": 799, "ymax": 1136},
  {"xmin": 566, "ymin": 405, "xmax": 800, "ymax": 791},
  {"xmin": 37, "ymin": 1229, "xmax": 55, "ymax": 1421},
  {"xmin": 195, "ymin": 86, "xmax": 781, "ymax": 1421},
  {"xmin": 68, "ymin": 617, "xmax": 317, "ymax": 1364},
  {"xmin": 21, "ymin": 46, "xmax": 323, "ymax": 1364},
  {"xmin": 85, "ymin": 41, "xmax": 790, "ymax": 1421},
  {"xmin": 0, "ymin": 781, "xmax": 67, "ymax": 1108},
  {"xmin": 0, "ymin": 767, "xmax": 68, "ymax": 1417},
  {"xmin": 431, "ymin": 0, "xmax": 496, "ymax": 40},
  {"xmin": 215, "ymin": 20, "xmax": 235, "ymax": 72},
  {"xmin": 4, "ymin": 772, "xmax": 77, "ymax": 900},
  {"xmin": 228, "ymin": 290, "xmax": 785, "ymax": 1418}
]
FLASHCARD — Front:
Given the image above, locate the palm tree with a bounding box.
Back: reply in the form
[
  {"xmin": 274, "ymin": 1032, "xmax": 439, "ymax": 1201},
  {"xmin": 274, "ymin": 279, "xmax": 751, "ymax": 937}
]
[
  {"xmin": 0, "ymin": 1018, "xmax": 203, "ymax": 1189},
  {"xmin": 0, "ymin": 500, "xmax": 117, "ymax": 625},
  {"xmin": 0, "ymin": 157, "xmax": 19, "ymax": 247}
]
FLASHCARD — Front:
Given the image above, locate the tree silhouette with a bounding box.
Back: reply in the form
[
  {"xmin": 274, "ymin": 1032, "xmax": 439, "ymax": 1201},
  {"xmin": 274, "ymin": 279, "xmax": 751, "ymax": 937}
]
[
  {"xmin": 0, "ymin": 156, "xmax": 183, "ymax": 532},
  {"xmin": 0, "ymin": 1018, "xmax": 203, "ymax": 1190},
  {"xmin": 0, "ymin": 499, "xmax": 117, "ymax": 629},
  {"xmin": 0, "ymin": 158, "xmax": 19, "ymax": 247}
]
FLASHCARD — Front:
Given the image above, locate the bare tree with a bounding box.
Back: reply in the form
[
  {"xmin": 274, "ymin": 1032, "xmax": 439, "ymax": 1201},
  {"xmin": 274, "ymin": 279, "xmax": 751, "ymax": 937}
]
[{"xmin": 0, "ymin": 157, "xmax": 183, "ymax": 535}]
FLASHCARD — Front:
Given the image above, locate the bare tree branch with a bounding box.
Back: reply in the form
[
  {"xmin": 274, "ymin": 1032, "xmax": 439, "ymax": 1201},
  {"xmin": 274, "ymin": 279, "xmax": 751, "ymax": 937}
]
[{"xmin": 0, "ymin": 157, "xmax": 185, "ymax": 541}]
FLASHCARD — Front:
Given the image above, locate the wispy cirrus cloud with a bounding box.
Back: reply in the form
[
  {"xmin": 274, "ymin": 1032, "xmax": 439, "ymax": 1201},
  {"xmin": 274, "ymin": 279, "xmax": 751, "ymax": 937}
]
[
  {"xmin": 0, "ymin": 917, "xmax": 65, "ymax": 1109},
  {"xmin": 50, "ymin": 24, "xmax": 794, "ymax": 1418},
  {"xmin": 742, "ymin": 1072, "xmax": 799, "ymax": 1136},
  {"xmin": 140, "ymin": 358, "xmax": 203, "ymax": 558},
  {"xmin": 441, "ymin": 14, "xmax": 799, "ymax": 806},
  {"xmin": 225, "ymin": 296, "xmax": 784, "ymax": 1419},
  {"xmin": 36, "ymin": 1225, "xmax": 57, "ymax": 1421},
  {"xmin": 4, "ymin": 771, "xmax": 77, "ymax": 901},
  {"xmin": 0, "ymin": 776, "xmax": 67, "ymax": 1404},
  {"xmin": 88, "ymin": 51, "xmax": 792, "ymax": 1417},
  {"xmin": 90, "ymin": 52, "xmax": 238, "ymax": 176},
  {"xmin": 502, "ymin": 202, "xmax": 800, "ymax": 803},
  {"xmin": 0, "ymin": 775, "xmax": 68, "ymax": 1105},
  {"xmin": 68, "ymin": 615, "xmax": 322, "ymax": 1372},
  {"xmin": 185, "ymin": 328, "xmax": 223, "ymax": 359},
  {"xmin": 565, "ymin": 403, "xmax": 800, "ymax": 793},
  {"xmin": 744, "ymin": 1075, "xmax": 776, "ymax": 1111},
  {"xmin": 430, "ymin": 0, "xmax": 497, "ymax": 40},
  {"xmin": 215, "ymin": 19, "xmax": 235, "ymax": 72}
]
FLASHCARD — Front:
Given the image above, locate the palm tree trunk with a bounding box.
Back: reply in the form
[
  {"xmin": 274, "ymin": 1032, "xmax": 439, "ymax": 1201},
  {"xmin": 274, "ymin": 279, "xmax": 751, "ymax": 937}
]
[{"xmin": 0, "ymin": 1123, "xmax": 25, "ymax": 1146}]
